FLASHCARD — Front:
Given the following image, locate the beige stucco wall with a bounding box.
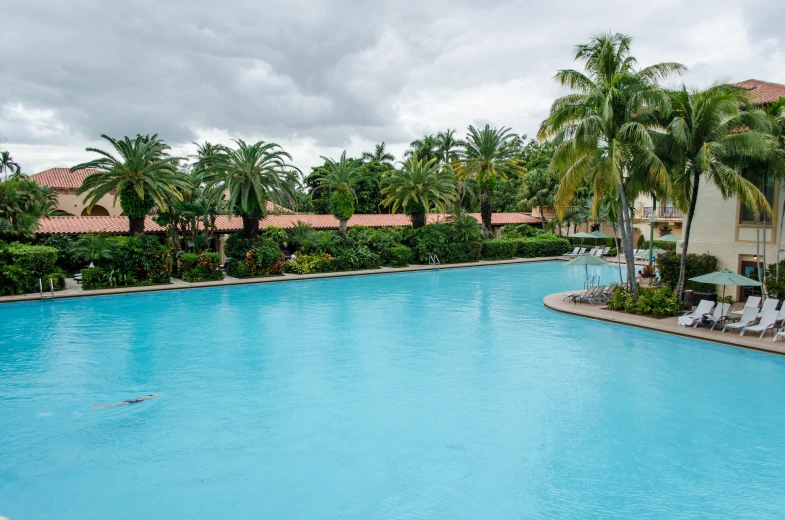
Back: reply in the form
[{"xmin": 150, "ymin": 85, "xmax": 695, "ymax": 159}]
[
  {"xmin": 54, "ymin": 189, "xmax": 123, "ymax": 216},
  {"xmin": 689, "ymin": 181, "xmax": 783, "ymax": 297}
]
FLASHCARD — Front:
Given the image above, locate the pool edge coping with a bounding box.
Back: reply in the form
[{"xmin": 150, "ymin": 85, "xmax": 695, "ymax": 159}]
[
  {"xmin": 0, "ymin": 256, "xmax": 566, "ymax": 304},
  {"xmin": 543, "ymin": 290, "xmax": 785, "ymax": 358}
]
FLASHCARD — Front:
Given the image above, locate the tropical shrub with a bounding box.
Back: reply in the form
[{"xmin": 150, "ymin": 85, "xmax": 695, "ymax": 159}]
[
  {"xmin": 366, "ymin": 229, "xmax": 402, "ymax": 264},
  {"xmin": 765, "ymin": 261, "xmax": 785, "ymax": 299},
  {"xmin": 41, "ymin": 234, "xmax": 81, "ymax": 274},
  {"xmin": 224, "ymin": 232, "xmax": 251, "ymax": 261},
  {"xmin": 481, "ymin": 239, "xmax": 517, "ymax": 260},
  {"xmin": 285, "ymin": 253, "xmax": 335, "ymax": 274},
  {"xmin": 0, "ymin": 264, "xmax": 27, "ymax": 295},
  {"xmin": 0, "ymin": 243, "xmax": 64, "ymax": 294},
  {"xmin": 402, "ymin": 224, "xmax": 451, "ymax": 264},
  {"xmin": 387, "ymin": 245, "xmax": 412, "ymax": 267},
  {"xmin": 658, "ymin": 251, "xmax": 718, "ymax": 293},
  {"xmin": 226, "ymin": 237, "xmax": 284, "ymax": 278},
  {"xmin": 80, "ymin": 267, "xmax": 138, "ymax": 290},
  {"xmin": 639, "ymin": 239, "xmax": 677, "ymax": 251},
  {"xmin": 259, "ymin": 226, "xmax": 289, "ymax": 248},
  {"xmin": 606, "ymin": 286, "xmax": 680, "ymax": 316},
  {"xmin": 500, "ymin": 224, "xmax": 542, "ymax": 238},
  {"xmin": 179, "ymin": 252, "xmax": 223, "ymax": 282},
  {"xmin": 334, "ymin": 246, "xmax": 380, "ymax": 271}
]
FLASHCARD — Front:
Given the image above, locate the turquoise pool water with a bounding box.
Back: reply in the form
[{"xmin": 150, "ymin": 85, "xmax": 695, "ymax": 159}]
[{"xmin": 2, "ymin": 261, "xmax": 785, "ymax": 519}]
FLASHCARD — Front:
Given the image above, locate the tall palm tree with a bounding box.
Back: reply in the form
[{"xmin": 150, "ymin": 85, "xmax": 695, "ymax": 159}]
[
  {"xmin": 312, "ymin": 151, "xmax": 364, "ymax": 236},
  {"xmin": 655, "ymin": 85, "xmax": 776, "ymax": 297},
  {"xmin": 538, "ymin": 33, "xmax": 685, "ymax": 298},
  {"xmin": 456, "ymin": 124, "xmax": 524, "ymax": 237},
  {"xmin": 1, "ymin": 151, "xmax": 20, "ymax": 181},
  {"xmin": 763, "ymin": 97, "xmax": 785, "ymax": 285},
  {"xmin": 73, "ymin": 134, "xmax": 187, "ymax": 235},
  {"xmin": 362, "ymin": 142, "xmax": 395, "ymax": 168},
  {"xmin": 199, "ymin": 139, "xmax": 299, "ymax": 242},
  {"xmin": 381, "ymin": 158, "xmax": 457, "ymax": 228},
  {"xmin": 435, "ymin": 129, "xmax": 464, "ymax": 166},
  {"xmin": 403, "ymin": 135, "xmax": 439, "ymax": 163}
]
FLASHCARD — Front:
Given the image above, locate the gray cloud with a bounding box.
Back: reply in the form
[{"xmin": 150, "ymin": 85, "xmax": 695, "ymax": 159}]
[{"xmin": 1, "ymin": 0, "xmax": 784, "ymax": 174}]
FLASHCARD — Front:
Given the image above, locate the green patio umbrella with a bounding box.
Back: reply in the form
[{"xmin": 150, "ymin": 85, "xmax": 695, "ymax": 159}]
[
  {"xmin": 635, "ymin": 247, "xmax": 667, "ymax": 258},
  {"xmin": 689, "ymin": 269, "xmax": 761, "ymax": 301},
  {"xmin": 658, "ymin": 234, "xmax": 680, "ymax": 243},
  {"xmin": 564, "ymin": 253, "xmax": 610, "ymax": 278},
  {"xmin": 568, "ymin": 231, "xmax": 597, "ymax": 247},
  {"xmin": 590, "ymin": 230, "xmax": 611, "ymax": 239}
]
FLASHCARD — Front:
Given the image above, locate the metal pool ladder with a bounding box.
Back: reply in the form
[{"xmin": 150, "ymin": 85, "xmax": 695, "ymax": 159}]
[
  {"xmin": 428, "ymin": 254, "xmax": 441, "ymax": 266},
  {"xmin": 39, "ymin": 278, "xmax": 55, "ymax": 301}
]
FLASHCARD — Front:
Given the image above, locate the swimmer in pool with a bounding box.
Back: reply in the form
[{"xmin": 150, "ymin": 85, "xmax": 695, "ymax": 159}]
[{"xmin": 92, "ymin": 392, "xmax": 164, "ymax": 410}]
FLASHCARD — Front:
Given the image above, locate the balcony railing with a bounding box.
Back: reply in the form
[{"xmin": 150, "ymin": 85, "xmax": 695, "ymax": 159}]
[{"xmin": 642, "ymin": 207, "xmax": 683, "ymax": 219}]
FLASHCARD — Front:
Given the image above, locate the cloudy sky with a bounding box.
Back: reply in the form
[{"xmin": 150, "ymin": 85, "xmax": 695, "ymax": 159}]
[{"xmin": 2, "ymin": 0, "xmax": 784, "ymax": 175}]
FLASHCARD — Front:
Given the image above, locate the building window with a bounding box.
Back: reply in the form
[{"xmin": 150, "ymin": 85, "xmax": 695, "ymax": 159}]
[{"xmin": 740, "ymin": 177, "xmax": 775, "ymax": 223}]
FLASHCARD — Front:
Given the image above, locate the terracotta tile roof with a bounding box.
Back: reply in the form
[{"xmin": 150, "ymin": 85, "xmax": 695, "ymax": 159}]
[
  {"xmin": 29, "ymin": 168, "xmax": 101, "ymax": 189},
  {"xmin": 733, "ymin": 79, "xmax": 785, "ymax": 105},
  {"xmin": 36, "ymin": 212, "xmax": 541, "ymax": 235}
]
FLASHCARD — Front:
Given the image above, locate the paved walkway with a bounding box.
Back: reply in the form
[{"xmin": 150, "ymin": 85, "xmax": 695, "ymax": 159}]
[
  {"xmin": 0, "ymin": 256, "xmax": 563, "ymax": 304},
  {"xmin": 543, "ymin": 290, "xmax": 785, "ymax": 356}
]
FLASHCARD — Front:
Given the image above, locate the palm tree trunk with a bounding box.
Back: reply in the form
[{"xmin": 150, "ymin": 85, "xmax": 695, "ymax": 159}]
[
  {"xmin": 411, "ymin": 212, "xmax": 426, "ymax": 229},
  {"xmin": 479, "ymin": 186, "xmax": 492, "ymax": 237},
  {"xmin": 776, "ymin": 194, "xmax": 785, "ymax": 293},
  {"xmin": 762, "ymin": 213, "xmax": 768, "ymax": 295},
  {"xmin": 129, "ymin": 217, "xmax": 145, "ymax": 236},
  {"xmin": 756, "ymin": 217, "xmax": 762, "ymax": 296},
  {"xmin": 241, "ymin": 212, "xmax": 260, "ymax": 243},
  {"xmin": 539, "ymin": 202, "xmax": 546, "ymax": 225},
  {"xmin": 338, "ymin": 219, "xmax": 348, "ymax": 236},
  {"xmin": 677, "ymin": 170, "xmax": 701, "ymax": 299},
  {"xmin": 612, "ymin": 222, "xmax": 623, "ymax": 283},
  {"xmin": 618, "ymin": 185, "xmax": 638, "ymax": 300}
]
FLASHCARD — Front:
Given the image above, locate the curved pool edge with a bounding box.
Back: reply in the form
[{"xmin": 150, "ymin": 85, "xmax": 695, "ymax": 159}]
[
  {"xmin": 543, "ymin": 290, "xmax": 785, "ymax": 357},
  {"xmin": 0, "ymin": 256, "xmax": 566, "ymax": 305}
]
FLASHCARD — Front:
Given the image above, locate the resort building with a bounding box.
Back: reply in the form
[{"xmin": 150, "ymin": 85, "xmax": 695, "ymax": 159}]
[
  {"xmin": 687, "ymin": 79, "xmax": 785, "ymax": 297},
  {"xmin": 29, "ymin": 168, "xmax": 123, "ymax": 216}
]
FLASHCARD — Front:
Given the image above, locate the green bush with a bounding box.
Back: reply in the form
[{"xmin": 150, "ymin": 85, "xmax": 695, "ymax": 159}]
[
  {"xmin": 0, "ymin": 243, "xmax": 64, "ymax": 294},
  {"xmin": 334, "ymin": 246, "xmax": 380, "ymax": 271},
  {"xmin": 41, "ymin": 234, "xmax": 81, "ymax": 274},
  {"xmin": 224, "ymin": 232, "xmax": 251, "ymax": 261},
  {"xmin": 106, "ymin": 235, "xmax": 171, "ymax": 284},
  {"xmin": 403, "ymin": 225, "xmax": 451, "ymax": 263},
  {"xmin": 657, "ymin": 251, "xmax": 718, "ymax": 292},
  {"xmin": 387, "ymin": 245, "xmax": 412, "ymax": 267},
  {"xmin": 500, "ymin": 224, "xmax": 542, "ymax": 238},
  {"xmin": 511, "ymin": 237, "xmax": 570, "ymax": 258},
  {"xmin": 481, "ymin": 240, "xmax": 518, "ymax": 260},
  {"xmin": 43, "ymin": 270, "xmax": 66, "ymax": 291},
  {"xmin": 765, "ymin": 261, "xmax": 785, "ymax": 299},
  {"xmin": 254, "ymin": 239, "xmax": 285, "ymax": 275},
  {"xmin": 228, "ymin": 259, "xmax": 251, "ymax": 278},
  {"xmin": 259, "ymin": 226, "xmax": 288, "ymax": 248},
  {"xmin": 0, "ymin": 264, "xmax": 27, "ymax": 295},
  {"xmin": 285, "ymin": 253, "xmax": 335, "ymax": 274},
  {"xmin": 366, "ymin": 229, "xmax": 402, "ymax": 264},
  {"xmin": 7, "ymin": 243, "xmax": 57, "ymax": 278},
  {"xmin": 80, "ymin": 267, "xmax": 139, "ymax": 290},
  {"xmin": 180, "ymin": 252, "xmax": 224, "ymax": 282},
  {"xmin": 442, "ymin": 241, "xmax": 483, "ymax": 263},
  {"xmin": 606, "ymin": 286, "xmax": 680, "ymax": 316}
]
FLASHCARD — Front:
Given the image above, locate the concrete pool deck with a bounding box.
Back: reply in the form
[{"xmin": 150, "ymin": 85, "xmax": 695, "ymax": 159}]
[
  {"xmin": 543, "ymin": 290, "xmax": 785, "ymax": 357},
  {"xmin": 0, "ymin": 256, "xmax": 564, "ymax": 304}
]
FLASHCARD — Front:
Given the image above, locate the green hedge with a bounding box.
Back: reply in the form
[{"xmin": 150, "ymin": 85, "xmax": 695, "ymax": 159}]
[
  {"xmin": 387, "ymin": 245, "xmax": 412, "ymax": 267},
  {"xmin": 481, "ymin": 240, "xmax": 518, "ymax": 260},
  {"xmin": 80, "ymin": 267, "xmax": 144, "ymax": 290},
  {"xmin": 510, "ymin": 237, "xmax": 571, "ymax": 257},
  {"xmin": 442, "ymin": 242, "xmax": 483, "ymax": 263},
  {"xmin": 180, "ymin": 252, "xmax": 224, "ymax": 282},
  {"xmin": 0, "ymin": 243, "xmax": 64, "ymax": 295},
  {"xmin": 334, "ymin": 246, "xmax": 380, "ymax": 271},
  {"xmin": 606, "ymin": 286, "xmax": 681, "ymax": 316},
  {"xmin": 226, "ymin": 237, "xmax": 285, "ymax": 278},
  {"xmin": 639, "ymin": 239, "xmax": 677, "ymax": 251}
]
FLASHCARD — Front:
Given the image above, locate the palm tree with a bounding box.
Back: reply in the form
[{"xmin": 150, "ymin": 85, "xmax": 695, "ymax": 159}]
[
  {"xmin": 72, "ymin": 234, "xmax": 114, "ymax": 264},
  {"xmin": 403, "ymin": 135, "xmax": 439, "ymax": 163},
  {"xmin": 763, "ymin": 98, "xmax": 785, "ymax": 286},
  {"xmin": 519, "ymin": 167, "xmax": 558, "ymax": 223},
  {"xmin": 538, "ymin": 33, "xmax": 685, "ymax": 298},
  {"xmin": 446, "ymin": 207, "xmax": 483, "ymax": 242},
  {"xmin": 656, "ymin": 85, "xmax": 776, "ymax": 297},
  {"xmin": 435, "ymin": 129, "xmax": 464, "ymax": 166},
  {"xmin": 456, "ymin": 124, "xmax": 525, "ymax": 237},
  {"xmin": 381, "ymin": 158, "xmax": 457, "ymax": 228},
  {"xmin": 72, "ymin": 134, "xmax": 188, "ymax": 235},
  {"xmin": 0, "ymin": 172, "xmax": 57, "ymax": 240},
  {"xmin": 1, "ymin": 151, "xmax": 20, "ymax": 181},
  {"xmin": 199, "ymin": 139, "xmax": 299, "ymax": 242},
  {"xmin": 362, "ymin": 142, "xmax": 395, "ymax": 167},
  {"xmin": 312, "ymin": 151, "xmax": 364, "ymax": 236}
]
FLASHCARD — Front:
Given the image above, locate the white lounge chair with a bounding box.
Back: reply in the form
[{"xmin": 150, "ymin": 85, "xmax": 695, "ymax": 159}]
[
  {"xmin": 601, "ymin": 247, "xmax": 611, "ymax": 256},
  {"xmin": 678, "ymin": 300, "xmax": 715, "ymax": 327},
  {"xmin": 563, "ymin": 246, "xmax": 580, "ymax": 257},
  {"xmin": 731, "ymin": 295, "xmax": 761, "ymax": 316},
  {"xmin": 722, "ymin": 306, "xmax": 760, "ymax": 333},
  {"xmin": 740, "ymin": 309, "xmax": 779, "ymax": 338},
  {"xmin": 756, "ymin": 298, "xmax": 779, "ymax": 318},
  {"xmin": 576, "ymin": 247, "xmax": 587, "ymax": 255},
  {"xmin": 593, "ymin": 248, "xmax": 605, "ymax": 257},
  {"xmin": 699, "ymin": 302, "xmax": 731, "ymax": 330}
]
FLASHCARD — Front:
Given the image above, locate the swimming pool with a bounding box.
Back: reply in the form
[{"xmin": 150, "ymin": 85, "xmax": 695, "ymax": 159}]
[{"xmin": 2, "ymin": 261, "xmax": 785, "ymax": 519}]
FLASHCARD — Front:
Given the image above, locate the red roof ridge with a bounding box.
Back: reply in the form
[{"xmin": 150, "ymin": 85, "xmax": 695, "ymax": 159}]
[{"xmin": 732, "ymin": 79, "xmax": 785, "ymax": 105}]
